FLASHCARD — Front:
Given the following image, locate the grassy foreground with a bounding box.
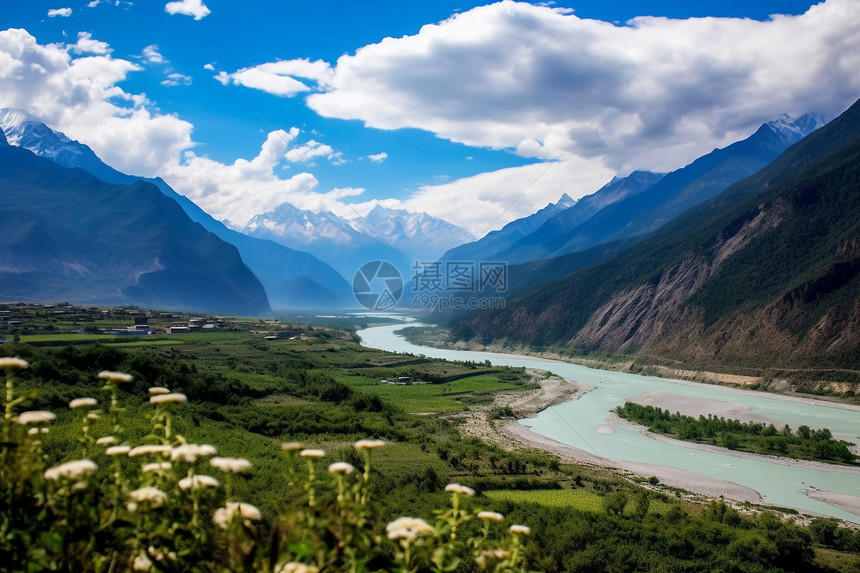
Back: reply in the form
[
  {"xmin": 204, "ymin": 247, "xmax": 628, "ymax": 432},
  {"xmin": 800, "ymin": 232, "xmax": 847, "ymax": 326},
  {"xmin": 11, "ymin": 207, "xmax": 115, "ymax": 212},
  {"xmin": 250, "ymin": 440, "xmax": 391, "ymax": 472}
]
[{"xmin": 2, "ymin": 309, "xmax": 860, "ymax": 571}]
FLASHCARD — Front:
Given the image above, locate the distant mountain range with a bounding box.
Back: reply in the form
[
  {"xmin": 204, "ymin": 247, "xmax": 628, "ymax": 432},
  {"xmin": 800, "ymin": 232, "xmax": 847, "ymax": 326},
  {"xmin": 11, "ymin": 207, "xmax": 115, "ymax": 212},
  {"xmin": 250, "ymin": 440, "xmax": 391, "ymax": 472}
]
[
  {"xmin": 0, "ymin": 136, "xmax": 270, "ymax": 315},
  {"xmin": 0, "ymin": 109, "xmax": 354, "ymax": 309},
  {"xmin": 437, "ymin": 193, "xmax": 578, "ymax": 265},
  {"xmin": 496, "ymin": 114, "xmax": 823, "ymax": 264},
  {"xmin": 243, "ymin": 202, "xmax": 473, "ymax": 279},
  {"xmin": 0, "ymin": 100, "xmax": 847, "ymax": 342},
  {"xmin": 451, "ymin": 97, "xmax": 860, "ymax": 372},
  {"xmin": 419, "ymin": 112, "xmax": 824, "ymax": 319},
  {"xmin": 0, "ymin": 108, "xmax": 475, "ymax": 309}
]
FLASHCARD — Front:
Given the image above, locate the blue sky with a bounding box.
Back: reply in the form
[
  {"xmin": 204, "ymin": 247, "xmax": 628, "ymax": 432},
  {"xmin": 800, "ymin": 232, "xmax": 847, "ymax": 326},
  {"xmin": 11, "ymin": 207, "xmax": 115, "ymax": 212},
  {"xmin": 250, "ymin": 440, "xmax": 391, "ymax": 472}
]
[{"xmin": 2, "ymin": 0, "xmax": 858, "ymax": 235}]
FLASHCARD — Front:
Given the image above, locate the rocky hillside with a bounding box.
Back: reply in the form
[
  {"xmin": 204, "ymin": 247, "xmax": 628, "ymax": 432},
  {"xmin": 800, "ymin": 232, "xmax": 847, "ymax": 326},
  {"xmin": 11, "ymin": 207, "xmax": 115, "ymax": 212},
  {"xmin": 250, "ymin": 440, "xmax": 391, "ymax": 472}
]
[{"xmin": 451, "ymin": 98, "xmax": 860, "ymax": 374}]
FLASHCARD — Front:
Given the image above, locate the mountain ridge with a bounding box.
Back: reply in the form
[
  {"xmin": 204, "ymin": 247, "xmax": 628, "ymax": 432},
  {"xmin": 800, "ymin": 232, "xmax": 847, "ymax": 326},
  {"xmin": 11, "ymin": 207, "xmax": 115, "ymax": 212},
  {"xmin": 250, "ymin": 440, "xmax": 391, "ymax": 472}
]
[
  {"xmin": 498, "ymin": 114, "xmax": 823, "ymax": 264},
  {"xmin": 0, "ymin": 109, "xmax": 353, "ymax": 309},
  {"xmin": 0, "ymin": 144, "xmax": 271, "ymax": 315},
  {"xmin": 450, "ymin": 98, "xmax": 860, "ymax": 372}
]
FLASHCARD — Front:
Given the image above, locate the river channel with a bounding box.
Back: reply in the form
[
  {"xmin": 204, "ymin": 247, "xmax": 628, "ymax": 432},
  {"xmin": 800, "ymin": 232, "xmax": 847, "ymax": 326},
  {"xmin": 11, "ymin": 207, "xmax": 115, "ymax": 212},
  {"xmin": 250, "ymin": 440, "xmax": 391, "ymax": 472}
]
[{"xmin": 357, "ymin": 323, "xmax": 860, "ymax": 523}]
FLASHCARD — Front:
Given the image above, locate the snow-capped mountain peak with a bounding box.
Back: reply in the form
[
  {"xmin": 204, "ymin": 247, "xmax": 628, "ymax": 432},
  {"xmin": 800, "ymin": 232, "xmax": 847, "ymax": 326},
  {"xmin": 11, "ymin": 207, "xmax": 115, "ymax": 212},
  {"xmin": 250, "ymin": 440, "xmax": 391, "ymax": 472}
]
[
  {"xmin": 0, "ymin": 108, "xmax": 123, "ymax": 181},
  {"xmin": 765, "ymin": 113, "xmax": 826, "ymax": 145},
  {"xmin": 555, "ymin": 193, "xmax": 576, "ymax": 209}
]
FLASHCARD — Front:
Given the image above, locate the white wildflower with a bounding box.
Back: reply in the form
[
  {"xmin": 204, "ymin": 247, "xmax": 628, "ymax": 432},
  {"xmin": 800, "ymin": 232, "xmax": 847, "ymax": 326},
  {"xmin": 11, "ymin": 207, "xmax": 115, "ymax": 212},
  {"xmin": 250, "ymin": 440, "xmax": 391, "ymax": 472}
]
[
  {"xmin": 96, "ymin": 436, "xmax": 117, "ymax": 446},
  {"xmin": 128, "ymin": 444, "xmax": 171, "ymax": 457},
  {"xmin": 328, "ymin": 462, "xmax": 355, "ymax": 475},
  {"xmin": 149, "ymin": 392, "xmax": 186, "ymax": 405},
  {"xmin": 148, "ymin": 386, "xmax": 170, "ymax": 395},
  {"xmin": 281, "ymin": 441, "xmax": 302, "ymax": 452},
  {"xmin": 69, "ymin": 397, "xmax": 98, "ymax": 409},
  {"xmin": 129, "ymin": 487, "xmax": 168, "ymax": 506},
  {"xmin": 17, "ymin": 411, "xmax": 56, "ymax": 425},
  {"xmin": 0, "ymin": 357, "xmax": 29, "ymax": 370},
  {"xmin": 178, "ymin": 475, "xmax": 219, "ymax": 490},
  {"xmin": 210, "ymin": 457, "xmax": 252, "ymax": 473},
  {"xmin": 274, "ymin": 562, "xmax": 320, "ymax": 573},
  {"xmin": 141, "ymin": 462, "xmax": 172, "ymax": 473},
  {"xmin": 44, "ymin": 459, "xmax": 98, "ymax": 481},
  {"xmin": 86, "ymin": 412, "xmax": 100, "ymax": 420},
  {"xmin": 386, "ymin": 517, "xmax": 436, "ymax": 542},
  {"xmin": 27, "ymin": 427, "xmax": 40, "ymax": 436},
  {"xmin": 510, "ymin": 524, "xmax": 531, "ymax": 535},
  {"xmin": 105, "ymin": 445, "xmax": 131, "ymax": 456},
  {"xmin": 213, "ymin": 502, "xmax": 261, "ymax": 529},
  {"xmin": 354, "ymin": 439, "xmax": 386, "ymax": 450},
  {"xmin": 445, "ymin": 483, "xmax": 475, "ymax": 497},
  {"xmin": 133, "ymin": 553, "xmax": 153, "ymax": 571},
  {"xmin": 98, "ymin": 370, "xmax": 133, "ymax": 383},
  {"xmin": 478, "ymin": 511, "xmax": 505, "ymax": 522},
  {"xmin": 171, "ymin": 443, "xmax": 216, "ymax": 462},
  {"xmin": 299, "ymin": 449, "xmax": 325, "ymax": 458},
  {"xmin": 482, "ymin": 549, "xmax": 512, "ymax": 560}
]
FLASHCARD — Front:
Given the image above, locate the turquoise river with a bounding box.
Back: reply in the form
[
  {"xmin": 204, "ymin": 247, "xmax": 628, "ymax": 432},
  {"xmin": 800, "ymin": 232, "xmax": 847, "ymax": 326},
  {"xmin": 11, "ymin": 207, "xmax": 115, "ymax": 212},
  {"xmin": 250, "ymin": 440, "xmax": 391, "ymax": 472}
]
[{"xmin": 357, "ymin": 323, "xmax": 860, "ymax": 524}]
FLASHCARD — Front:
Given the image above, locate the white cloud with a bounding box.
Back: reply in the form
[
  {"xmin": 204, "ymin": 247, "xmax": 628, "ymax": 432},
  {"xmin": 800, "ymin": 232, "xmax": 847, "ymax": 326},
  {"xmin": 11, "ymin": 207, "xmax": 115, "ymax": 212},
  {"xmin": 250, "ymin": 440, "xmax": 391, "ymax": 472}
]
[
  {"xmin": 161, "ymin": 72, "xmax": 191, "ymax": 86},
  {"xmin": 160, "ymin": 130, "xmax": 361, "ymax": 227},
  {"xmin": 69, "ymin": 32, "xmax": 111, "ymax": 55},
  {"xmin": 0, "ymin": 28, "xmax": 192, "ymax": 176},
  {"xmin": 47, "ymin": 8, "xmax": 72, "ymax": 18},
  {"xmin": 87, "ymin": 1, "xmax": 102, "ymax": 7},
  {"xmin": 208, "ymin": 0, "xmax": 860, "ymax": 230},
  {"xmin": 233, "ymin": 0, "xmax": 850, "ymax": 232},
  {"xmin": 164, "ymin": 0, "xmax": 210, "ymax": 20},
  {"xmin": 285, "ymin": 139, "xmax": 336, "ymax": 164},
  {"xmin": 366, "ymin": 152, "xmax": 388, "ymax": 163},
  {"xmin": 295, "ymin": 0, "xmax": 860, "ymax": 178},
  {"xmin": 141, "ymin": 44, "xmax": 165, "ymax": 64},
  {"xmin": 216, "ymin": 58, "xmax": 333, "ymax": 97},
  {"xmin": 203, "ymin": 62, "xmax": 215, "ymax": 71},
  {"xmin": 394, "ymin": 157, "xmax": 613, "ymax": 237}
]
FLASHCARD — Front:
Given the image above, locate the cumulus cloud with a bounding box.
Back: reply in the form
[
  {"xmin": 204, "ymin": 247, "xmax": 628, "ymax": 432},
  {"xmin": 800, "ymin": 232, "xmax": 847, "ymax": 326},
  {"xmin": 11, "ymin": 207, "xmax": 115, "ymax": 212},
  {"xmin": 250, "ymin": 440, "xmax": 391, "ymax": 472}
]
[
  {"xmin": 397, "ymin": 156, "xmax": 613, "ymax": 236},
  {"xmin": 296, "ymin": 0, "xmax": 860, "ymax": 175},
  {"xmin": 0, "ymin": 28, "xmax": 355, "ymax": 229},
  {"xmin": 70, "ymin": 32, "xmax": 111, "ymax": 55},
  {"xmin": 141, "ymin": 44, "xmax": 166, "ymax": 64},
  {"xmin": 285, "ymin": 139, "xmax": 336, "ymax": 164},
  {"xmin": 164, "ymin": 0, "xmax": 210, "ymax": 20},
  {"xmin": 0, "ymin": 28, "xmax": 192, "ymax": 176},
  {"xmin": 366, "ymin": 152, "xmax": 388, "ymax": 163},
  {"xmin": 215, "ymin": 59, "xmax": 333, "ymax": 97},
  {"xmin": 161, "ymin": 130, "xmax": 361, "ymax": 227},
  {"xmin": 211, "ymin": 0, "xmax": 858, "ymax": 231},
  {"xmin": 161, "ymin": 72, "xmax": 191, "ymax": 86},
  {"xmin": 47, "ymin": 8, "xmax": 72, "ymax": 18}
]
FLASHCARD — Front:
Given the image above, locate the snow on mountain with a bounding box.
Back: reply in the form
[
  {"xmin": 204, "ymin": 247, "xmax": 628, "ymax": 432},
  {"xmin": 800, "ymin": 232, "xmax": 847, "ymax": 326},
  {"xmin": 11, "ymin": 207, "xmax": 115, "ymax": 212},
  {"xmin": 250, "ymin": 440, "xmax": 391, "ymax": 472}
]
[
  {"xmin": 350, "ymin": 205, "xmax": 475, "ymax": 262},
  {"xmin": 0, "ymin": 108, "xmax": 92, "ymax": 164},
  {"xmin": 245, "ymin": 203, "xmax": 365, "ymax": 245},
  {"xmin": 765, "ymin": 113, "xmax": 826, "ymax": 146},
  {"xmin": 243, "ymin": 202, "xmax": 475, "ymax": 277}
]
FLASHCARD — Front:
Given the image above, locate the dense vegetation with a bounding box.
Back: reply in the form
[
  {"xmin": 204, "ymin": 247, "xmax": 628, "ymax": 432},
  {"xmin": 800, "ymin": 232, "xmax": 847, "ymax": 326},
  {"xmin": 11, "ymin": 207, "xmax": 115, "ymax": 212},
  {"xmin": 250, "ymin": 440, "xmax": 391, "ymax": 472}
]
[
  {"xmin": 2, "ymin": 311, "xmax": 860, "ymax": 571},
  {"xmin": 615, "ymin": 402, "xmax": 856, "ymax": 464}
]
